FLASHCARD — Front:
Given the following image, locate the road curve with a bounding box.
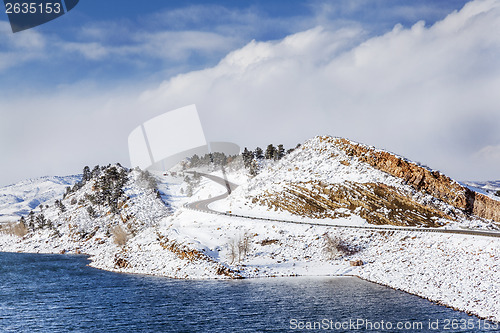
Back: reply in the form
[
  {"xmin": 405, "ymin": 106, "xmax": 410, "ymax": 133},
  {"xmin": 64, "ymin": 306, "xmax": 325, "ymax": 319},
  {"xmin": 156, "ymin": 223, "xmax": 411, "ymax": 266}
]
[
  {"xmin": 184, "ymin": 171, "xmax": 238, "ymax": 212},
  {"xmin": 184, "ymin": 172, "xmax": 500, "ymax": 238}
]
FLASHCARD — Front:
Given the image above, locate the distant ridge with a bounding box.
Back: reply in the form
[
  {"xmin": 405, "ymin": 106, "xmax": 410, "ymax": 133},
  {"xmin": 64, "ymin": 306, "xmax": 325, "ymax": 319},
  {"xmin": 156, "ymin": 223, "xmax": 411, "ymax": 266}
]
[{"xmin": 0, "ymin": 175, "xmax": 81, "ymax": 222}]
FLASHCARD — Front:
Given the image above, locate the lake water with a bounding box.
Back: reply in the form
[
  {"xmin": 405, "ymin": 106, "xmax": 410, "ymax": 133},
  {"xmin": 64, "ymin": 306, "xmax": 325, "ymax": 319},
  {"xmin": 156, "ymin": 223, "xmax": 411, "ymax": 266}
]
[{"xmin": 0, "ymin": 252, "xmax": 497, "ymax": 332}]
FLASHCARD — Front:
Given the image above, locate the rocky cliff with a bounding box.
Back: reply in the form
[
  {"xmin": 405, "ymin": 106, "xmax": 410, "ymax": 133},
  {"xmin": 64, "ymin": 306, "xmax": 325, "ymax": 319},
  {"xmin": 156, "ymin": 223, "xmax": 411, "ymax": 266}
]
[
  {"xmin": 245, "ymin": 136, "xmax": 499, "ymax": 227},
  {"xmin": 333, "ymin": 137, "xmax": 500, "ymax": 223}
]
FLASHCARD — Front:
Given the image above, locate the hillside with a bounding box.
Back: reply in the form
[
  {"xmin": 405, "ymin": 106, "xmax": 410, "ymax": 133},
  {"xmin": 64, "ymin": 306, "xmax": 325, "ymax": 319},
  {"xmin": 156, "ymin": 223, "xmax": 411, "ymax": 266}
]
[
  {"xmin": 463, "ymin": 180, "xmax": 500, "ymax": 198},
  {"xmin": 0, "ymin": 164, "xmax": 240, "ymax": 278},
  {"xmin": 0, "ymin": 175, "xmax": 81, "ymax": 223},
  {"xmin": 0, "ymin": 136, "xmax": 498, "ymax": 321},
  {"xmin": 228, "ymin": 136, "xmax": 499, "ymax": 230}
]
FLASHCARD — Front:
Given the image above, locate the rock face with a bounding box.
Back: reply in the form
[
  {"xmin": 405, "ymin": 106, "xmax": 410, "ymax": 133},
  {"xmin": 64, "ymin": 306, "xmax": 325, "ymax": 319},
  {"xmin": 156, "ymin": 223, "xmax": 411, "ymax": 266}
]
[
  {"xmin": 254, "ymin": 180, "xmax": 450, "ymax": 227},
  {"xmin": 248, "ymin": 135, "xmax": 499, "ymax": 226},
  {"xmin": 333, "ymin": 137, "xmax": 500, "ymax": 223}
]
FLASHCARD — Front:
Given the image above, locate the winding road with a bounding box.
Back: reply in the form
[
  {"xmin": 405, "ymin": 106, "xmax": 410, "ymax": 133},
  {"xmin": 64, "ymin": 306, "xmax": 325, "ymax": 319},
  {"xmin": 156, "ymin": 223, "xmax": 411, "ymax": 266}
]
[
  {"xmin": 184, "ymin": 172, "xmax": 500, "ymax": 238},
  {"xmin": 184, "ymin": 171, "xmax": 238, "ymax": 212}
]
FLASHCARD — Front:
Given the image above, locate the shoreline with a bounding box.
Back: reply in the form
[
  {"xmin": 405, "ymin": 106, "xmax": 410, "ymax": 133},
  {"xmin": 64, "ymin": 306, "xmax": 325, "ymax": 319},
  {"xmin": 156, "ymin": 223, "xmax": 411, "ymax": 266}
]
[{"xmin": 0, "ymin": 246, "xmax": 498, "ymax": 324}]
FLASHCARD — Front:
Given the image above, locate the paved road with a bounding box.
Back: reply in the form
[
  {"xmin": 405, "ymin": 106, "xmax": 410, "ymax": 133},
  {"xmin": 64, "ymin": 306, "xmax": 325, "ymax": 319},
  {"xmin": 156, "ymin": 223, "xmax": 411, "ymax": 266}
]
[
  {"xmin": 184, "ymin": 171, "xmax": 238, "ymax": 212},
  {"xmin": 184, "ymin": 172, "xmax": 500, "ymax": 238}
]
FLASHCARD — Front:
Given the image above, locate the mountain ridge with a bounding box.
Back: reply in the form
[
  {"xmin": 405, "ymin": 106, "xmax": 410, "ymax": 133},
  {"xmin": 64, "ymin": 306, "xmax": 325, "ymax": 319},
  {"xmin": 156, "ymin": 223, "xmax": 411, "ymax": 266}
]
[
  {"xmin": 0, "ymin": 135, "xmax": 499, "ymax": 321},
  {"xmin": 0, "ymin": 175, "xmax": 81, "ymax": 222},
  {"xmin": 237, "ymin": 135, "xmax": 499, "ymax": 229},
  {"xmin": 332, "ymin": 137, "xmax": 500, "ymax": 222}
]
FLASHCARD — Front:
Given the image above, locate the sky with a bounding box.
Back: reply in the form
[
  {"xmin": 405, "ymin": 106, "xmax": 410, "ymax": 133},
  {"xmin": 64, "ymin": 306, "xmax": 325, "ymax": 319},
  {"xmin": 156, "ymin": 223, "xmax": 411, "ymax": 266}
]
[{"xmin": 1, "ymin": 0, "xmax": 499, "ymax": 186}]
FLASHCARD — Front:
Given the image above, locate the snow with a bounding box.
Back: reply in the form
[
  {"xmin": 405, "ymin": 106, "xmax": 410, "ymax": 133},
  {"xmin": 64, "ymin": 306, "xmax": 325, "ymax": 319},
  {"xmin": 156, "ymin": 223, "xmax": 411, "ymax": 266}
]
[
  {"xmin": 244, "ymin": 137, "xmax": 406, "ymax": 195},
  {"xmin": 0, "ymin": 175, "xmax": 80, "ymax": 223},
  {"xmin": 0, "ymin": 137, "xmax": 498, "ymax": 322},
  {"xmin": 353, "ymin": 231, "xmax": 499, "ymax": 322},
  {"xmin": 462, "ymin": 180, "xmax": 500, "ymax": 202}
]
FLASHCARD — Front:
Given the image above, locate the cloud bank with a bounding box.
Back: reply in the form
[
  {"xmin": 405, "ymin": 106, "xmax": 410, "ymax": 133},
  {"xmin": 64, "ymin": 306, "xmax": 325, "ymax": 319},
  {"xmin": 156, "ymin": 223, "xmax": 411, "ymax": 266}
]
[
  {"xmin": 139, "ymin": 0, "xmax": 500, "ymax": 181},
  {"xmin": 1, "ymin": 0, "xmax": 499, "ymax": 186}
]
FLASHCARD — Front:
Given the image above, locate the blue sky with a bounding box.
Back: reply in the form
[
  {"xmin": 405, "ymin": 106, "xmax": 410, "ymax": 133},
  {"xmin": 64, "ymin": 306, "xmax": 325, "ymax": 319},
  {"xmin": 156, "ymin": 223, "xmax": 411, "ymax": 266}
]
[
  {"xmin": 0, "ymin": 0, "xmax": 470, "ymax": 91},
  {"xmin": 1, "ymin": 0, "xmax": 500, "ymax": 186}
]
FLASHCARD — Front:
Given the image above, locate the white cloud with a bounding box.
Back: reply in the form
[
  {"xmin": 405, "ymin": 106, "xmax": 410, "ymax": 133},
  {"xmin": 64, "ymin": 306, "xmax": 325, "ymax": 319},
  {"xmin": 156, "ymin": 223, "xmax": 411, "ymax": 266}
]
[
  {"xmin": 60, "ymin": 41, "xmax": 110, "ymax": 60},
  {"xmin": 132, "ymin": 30, "xmax": 239, "ymax": 61},
  {"xmin": 475, "ymin": 144, "xmax": 500, "ymax": 161},
  {"xmin": 1, "ymin": 0, "xmax": 500, "ymax": 186},
  {"xmin": 139, "ymin": 0, "xmax": 500, "ymax": 180},
  {"xmin": 55, "ymin": 30, "xmax": 240, "ymax": 62},
  {"xmin": 0, "ymin": 21, "xmax": 46, "ymax": 70}
]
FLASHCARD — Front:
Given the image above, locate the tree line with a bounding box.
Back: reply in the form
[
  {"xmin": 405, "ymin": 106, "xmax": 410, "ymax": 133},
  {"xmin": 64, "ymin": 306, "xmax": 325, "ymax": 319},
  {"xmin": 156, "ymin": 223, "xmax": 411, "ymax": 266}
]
[
  {"xmin": 188, "ymin": 152, "xmax": 238, "ymax": 168},
  {"xmin": 241, "ymin": 143, "xmax": 300, "ymax": 175}
]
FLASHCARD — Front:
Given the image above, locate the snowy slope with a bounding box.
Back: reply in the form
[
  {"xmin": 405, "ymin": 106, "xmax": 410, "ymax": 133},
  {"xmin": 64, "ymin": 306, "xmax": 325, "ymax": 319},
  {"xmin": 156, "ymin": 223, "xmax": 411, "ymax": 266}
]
[
  {"xmin": 0, "ymin": 175, "xmax": 81, "ymax": 223},
  {"xmin": 0, "ymin": 136, "xmax": 498, "ymax": 322},
  {"xmin": 463, "ymin": 180, "xmax": 500, "ymax": 200},
  {"xmin": 223, "ymin": 136, "xmax": 497, "ymax": 230}
]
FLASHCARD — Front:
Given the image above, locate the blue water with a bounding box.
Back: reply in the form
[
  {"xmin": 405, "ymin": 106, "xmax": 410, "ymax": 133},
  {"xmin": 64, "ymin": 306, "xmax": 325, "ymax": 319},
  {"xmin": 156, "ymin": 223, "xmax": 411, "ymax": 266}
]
[{"xmin": 0, "ymin": 252, "xmax": 497, "ymax": 332}]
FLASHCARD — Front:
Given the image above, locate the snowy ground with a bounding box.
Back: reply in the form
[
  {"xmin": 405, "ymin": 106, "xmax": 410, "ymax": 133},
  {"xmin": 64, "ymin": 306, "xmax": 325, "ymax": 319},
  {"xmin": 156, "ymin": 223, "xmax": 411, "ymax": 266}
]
[
  {"xmin": 183, "ymin": 168, "xmax": 500, "ymax": 322},
  {"xmin": 0, "ymin": 175, "xmax": 80, "ymax": 223},
  {"xmin": 0, "ymin": 164, "xmax": 498, "ymax": 322}
]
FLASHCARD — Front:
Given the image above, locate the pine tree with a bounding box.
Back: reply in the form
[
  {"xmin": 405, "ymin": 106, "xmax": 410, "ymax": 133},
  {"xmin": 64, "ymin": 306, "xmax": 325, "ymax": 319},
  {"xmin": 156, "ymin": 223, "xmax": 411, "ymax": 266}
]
[
  {"xmin": 55, "ymin": 200, "xmax": 66, "ymax": 213},
  {"xmin": 82, "ymin": 166, "xmax": 91, "ymax": 183},
  {"xmin": 91, "ymin": 165, "xmax": 101, "ymax": 178},
  {"xmin": 249, "ymin": 160, "xmax": 259, "ymax": 176},
  {"xmin": 254, "ymin": 147, "xmax": 264, "ymax": 159},
  {"xmin": 190, "ymin": 154, "xmax": 200, "ymax": 167},
  {"xmin": 265, "ymin": 144, "xmax": 276, "ymax": 159},
  {"xmin": 242, "ymin": 148, "xmax": 254, "ymax": 168},
  {"xmin": 186, "ymin": 184, "xmax": 193, "ymax": 197},
  {"xmin": 277, "ymin": 144, "xmax": 285, "ymax": 160},
  {"xmin": 28, "ymin": 211, "xmax": 35, "ymax": 230},
  {"xmin": 36, "ymin": 214, "xmax": 46, "ymax": 229}
]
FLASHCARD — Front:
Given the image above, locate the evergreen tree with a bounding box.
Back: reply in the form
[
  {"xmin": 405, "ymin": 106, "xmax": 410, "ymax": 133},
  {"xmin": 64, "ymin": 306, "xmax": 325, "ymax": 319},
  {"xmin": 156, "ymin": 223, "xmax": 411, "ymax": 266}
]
[
  {"xmin": 28, "ymin": 211, "xmax": 35, "ymax": 230},
  {"xmin": 186, "ymin": 184, "xmax": 193, "ymax": 197},
  {"xmin": 36, "ymin": 214, "xmax": 46, "ymax": 229},
  {"xmin": 91, "ymin": 165, "xmax": 101, "ymax": 178},
  {"xmin": 19, "ymin": 216, "xmax": 26, "ymax": 228},
  {"xmin": 254, "ymin": 147, "xmax": 264, "ymax": 159},
  {"xmin": 249, "ymin": 160, "xmax": 259, "ymax": 176},
  {"xmin": 242, "ymin": 148, "xmax": 254, "ymax": 168},
  {"xmin": 277, "ymin": 144, "xmax": 285, "ymax": 160},
  {"xmin": 190, "ymin": 154, "xmax": 200, "ymax": 167},
  {"xmin": 82, "ymin": 166, "xmax": 91, "ymax": 183},
  {"xmin": 55, "ymin": 200, "xmax": 66, "ymax": 213},
  {"xmin": 265, "ymin": 144, "xmax": 276, "ymax": 160}
]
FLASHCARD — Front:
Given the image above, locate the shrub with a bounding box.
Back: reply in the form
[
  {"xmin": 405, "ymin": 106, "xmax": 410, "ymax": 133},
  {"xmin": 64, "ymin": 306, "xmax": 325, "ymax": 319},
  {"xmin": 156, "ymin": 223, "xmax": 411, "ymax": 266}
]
[
  {"xmin": 111, "ymin": 225, "xmax": 129, "ymax": 246},
  {"xmin": 323, "ymin": 233, "xmax": 357, "ymax": 259},
  {"xmin": 1, "ymin": 221, "xmax": 28, "ymax": 237},
  {"xmin": 87, "ymin": 206, "xmax": 98, "ymax": 219}
]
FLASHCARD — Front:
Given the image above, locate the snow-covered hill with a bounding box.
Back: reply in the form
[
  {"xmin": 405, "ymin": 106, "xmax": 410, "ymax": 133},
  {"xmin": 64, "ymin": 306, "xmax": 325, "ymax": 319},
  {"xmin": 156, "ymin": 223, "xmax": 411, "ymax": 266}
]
[
  {"xmin": 224, "ymin": 136, "xmax": 499, "ymax": 230},
  {"xmin": 463, "ymin": 180, "xmax": 500, "ymax": 199},
  {"xmin": 0, "ymin": 164, "xmax": 242, "ymax": 279},
  {"xmin": 0, "ymin": 136, "xmax": 498, "ymax": 322},
  {"xmin": 0, "ymin": 175, "xmax": 81, "ymax": 223}
]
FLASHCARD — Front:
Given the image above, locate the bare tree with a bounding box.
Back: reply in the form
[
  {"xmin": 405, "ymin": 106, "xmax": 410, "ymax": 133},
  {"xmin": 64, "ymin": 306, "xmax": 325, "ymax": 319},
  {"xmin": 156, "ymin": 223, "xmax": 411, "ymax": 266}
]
[{"xmin": 228, "ymin": 231, "xmax": 252, "ymax": 264}]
